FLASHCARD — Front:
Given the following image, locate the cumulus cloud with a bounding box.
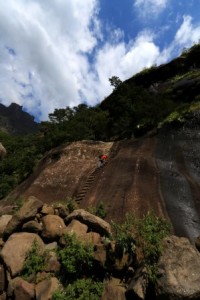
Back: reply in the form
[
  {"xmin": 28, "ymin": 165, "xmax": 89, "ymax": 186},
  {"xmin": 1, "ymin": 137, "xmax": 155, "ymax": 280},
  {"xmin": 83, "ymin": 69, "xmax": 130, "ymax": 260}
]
[
  {"xmin": 0, "ymin": 0, "xmax": 100, "ymax": 120},
  {"xmin": 134, "ymin": 0, "xmax": 168, "ymax": 17},
  {"xmin": 174, "ymin": 15, "xmax": 200, "ymax": 48},
  {"xmin": 0, "ymin": 1, "xmax": 200, "ymax": 122}
]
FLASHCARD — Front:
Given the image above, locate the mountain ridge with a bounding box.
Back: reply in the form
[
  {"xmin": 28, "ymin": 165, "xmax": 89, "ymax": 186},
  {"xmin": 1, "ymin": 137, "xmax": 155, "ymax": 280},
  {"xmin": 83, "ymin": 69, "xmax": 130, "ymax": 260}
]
[{"xmin": 0, "ymin": 102, "xmax": 39, "ymax": 135}]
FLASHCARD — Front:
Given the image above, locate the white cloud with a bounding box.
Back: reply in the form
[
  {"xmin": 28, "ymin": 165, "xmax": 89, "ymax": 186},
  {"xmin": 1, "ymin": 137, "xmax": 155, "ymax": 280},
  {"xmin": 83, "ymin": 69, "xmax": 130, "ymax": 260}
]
[
  {"xmin": 0, "ymin": 0, "xmax": 100, "ymax": 120},
  {"xmin": 174, "ymin": 15, "xmax": 200, "ymax": 48},
  {"xmin": 0, "ymin": 2, "xmax": 200, "ymax": 122},
  {"xmin": 134, "ymin": 0, "xmax": 168, "ymax": 16}
]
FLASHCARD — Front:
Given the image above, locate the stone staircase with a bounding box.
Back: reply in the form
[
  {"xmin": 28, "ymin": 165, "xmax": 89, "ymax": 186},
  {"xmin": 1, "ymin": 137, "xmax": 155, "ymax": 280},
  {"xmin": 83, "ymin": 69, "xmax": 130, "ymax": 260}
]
[{"xmin": 75, "ymin": 141, "xmax": 120, "ymax": 204}]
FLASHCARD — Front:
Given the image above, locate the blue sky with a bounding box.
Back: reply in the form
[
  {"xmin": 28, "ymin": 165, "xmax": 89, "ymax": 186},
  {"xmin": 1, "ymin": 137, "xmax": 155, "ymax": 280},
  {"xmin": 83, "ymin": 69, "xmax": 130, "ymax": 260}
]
[{"xmin": 0, "ymin": 0, "xmax": 200, "ymax": 121}]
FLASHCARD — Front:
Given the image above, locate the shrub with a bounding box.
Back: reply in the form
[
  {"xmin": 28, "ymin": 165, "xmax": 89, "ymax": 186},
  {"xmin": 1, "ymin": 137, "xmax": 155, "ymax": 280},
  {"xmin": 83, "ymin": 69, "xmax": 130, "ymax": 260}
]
[
  {"xmin": 96, "ymin": 202, "xmax": 107, "ymax": 219},
  {"xmin": 111, "ymin": 212, "xmax": 171, "ymax": 282},
  {"xmin": 111, "ymin": 214, "xmax": 136, "ymax": 257},
  {"xmin": 135, "ymin": 212, "xmax": 171, "ymax": 282},
  {"xmin": 87, "ymin": 202, "xmax": 107, "ymax": 219},
  {"xmin": 21, "ymin": 240, "xmax": 46, "ymax": 279},
  {"xmin": 66, "ymin": 197, "xmax": 78, "ymax": 213},
  {"xmin": 58, "ymin": 234, "xmax": 94, "ymax": 278},
  {"xmin": 53, "ymin": 279, "xmax": 103, "ymax": 300}
]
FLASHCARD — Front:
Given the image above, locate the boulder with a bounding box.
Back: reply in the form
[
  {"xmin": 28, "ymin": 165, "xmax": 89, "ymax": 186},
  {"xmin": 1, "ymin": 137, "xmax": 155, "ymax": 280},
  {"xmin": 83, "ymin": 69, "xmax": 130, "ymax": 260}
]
[
  {"xmin": 45, "ymin": 242, "xmax": 58, "ymax": 251},
  {"xmin": 156, "ymin": 235, "xmax": 200, "ymax": 299},
  {"xmin": 1, "ymin": 232, "xmax": 45, "ymax": 277},
  {"xmin": 0, "ymin": 264, "xmax": 6, "ymax": 293},
  {"xmin": 125, "ymin": 266, "xmax": 148, "ymax": 300},
  {"xmin": 35, "ymin": 277, "xmax": 59, "ymax": 300},
  {"xmin": 0, "ymin": 215, "xmax": 12, "ymax": 237},
  {"xmin": 12, "ymin": 277, "xmax": 35, "ymax": 300},
  {"xmin": 64, "ymin": 219, "xmax": 88, "ymax": 237},
  {"xmin": 41, "ymin": 204, "xmax": 54, "ymax": 215},
  {"xmin": 94, "ymin": 244, "xmax": 107, "ymax": 267},
  {"xmin": 4, "ymin": 196, "xmax": 43, "ymax": 238},
  {"xmin": 84, "ymin": 232, "xmax": 101, "ymax": 245},
  {"xmin": 45, "ymin": 251, "xmax": 61, "ymax": 273},
  {"xmin": 101, "ymin": 278, "xmax": 126, "ymax": 300},
  {"xmin": 22, "ymin": 220, "xmax": 43, "ymax": 233},
  {"xmin": 65, "ymin": 209, "xmax": 111, "ymax": 236},
  {"xmin": 41, "ymin": 215, "xmax": 66, "ymax": 241}
]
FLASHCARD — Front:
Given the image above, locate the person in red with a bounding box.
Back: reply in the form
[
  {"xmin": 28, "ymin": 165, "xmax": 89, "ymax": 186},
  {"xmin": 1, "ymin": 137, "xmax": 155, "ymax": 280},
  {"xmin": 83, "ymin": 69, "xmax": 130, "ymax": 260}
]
[
  {"xmin": 98, "ymin": 154, "xmax": 108, "ymax": 168},
  {"xmin": 101, "ymin": 154, "xmax": 108, "ymax": 164}
]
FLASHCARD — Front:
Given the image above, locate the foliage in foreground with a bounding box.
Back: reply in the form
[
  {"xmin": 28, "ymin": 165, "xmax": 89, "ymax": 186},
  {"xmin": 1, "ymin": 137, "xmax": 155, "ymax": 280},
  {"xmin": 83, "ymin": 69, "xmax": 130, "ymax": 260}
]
[
  {"xmin": 87, "ymin": 201, "xmax": 107, "ymax": 219},
  {"xmin": 52, "ymin": 279, "xmax": 103, "ymax": 300},
  {"xmin": 57, "ymin": 233, "xmax": 94, "ymax": 279},
  {"xmin": 21, "ymin": 240, "xmax": 46, "ymax": 279},
  {"xmin": 111, "ymin": 211, "xmax": 171, "ymax": 282}
]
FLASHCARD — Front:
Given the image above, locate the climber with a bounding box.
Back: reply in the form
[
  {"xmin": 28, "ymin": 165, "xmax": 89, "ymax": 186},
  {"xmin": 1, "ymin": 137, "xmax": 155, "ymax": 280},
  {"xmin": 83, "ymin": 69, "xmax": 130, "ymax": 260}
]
[
  {"xmin": 101, "ymin": 154, "xmax": 108, "ymax": 162},
  {"xmin": 98, "ymin": 155, "xmax": 104, "ymax": 168},
  {"xmin": 97, "ymin": 154, "xmax": 108, "ymax": 168}
]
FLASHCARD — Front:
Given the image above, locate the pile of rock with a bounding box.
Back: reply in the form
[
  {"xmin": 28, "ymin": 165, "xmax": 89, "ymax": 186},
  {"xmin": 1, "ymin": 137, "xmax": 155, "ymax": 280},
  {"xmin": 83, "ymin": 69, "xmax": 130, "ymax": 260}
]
[{"xmin": 0, "ymin": 196, "xmax": 200, "ymax": 300}]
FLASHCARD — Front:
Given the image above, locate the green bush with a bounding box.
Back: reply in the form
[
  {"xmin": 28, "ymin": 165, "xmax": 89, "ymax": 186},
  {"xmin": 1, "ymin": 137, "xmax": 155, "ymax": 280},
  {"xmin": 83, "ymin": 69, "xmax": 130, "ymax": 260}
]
[
  {"xmin": 111, "ymin": 214, "xmax": 136, "ymax": 257},
  {"xmin": 21, "ymin": 240, "xmax": 46, "ymax": 279},
  {"xmin": 135, "ymin": 211, "xmax": 171, "ymax": 282},
  {"xmin": 66, "ymin": 197, "xmax": 78, "ymax": 213},
  {"xmin": 53, "ymin": 279, "xmax": 103, "ymax": 300},
  {"xmin": 96, "ymin": 202, "xmax": 107, "ymax": 219},
  {"xmin": 111, "ymin": 212, "xmax": 171, "ymax": 282},
  {"xmin": 58, "ymin": 234, "xmax": 94, "ymax": 278}
]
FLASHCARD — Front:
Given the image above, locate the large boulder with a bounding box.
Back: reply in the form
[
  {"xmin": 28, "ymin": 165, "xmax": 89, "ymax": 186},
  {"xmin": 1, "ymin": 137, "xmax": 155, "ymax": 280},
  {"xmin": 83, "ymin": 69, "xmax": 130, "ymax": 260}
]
[
  {"xmin": 65, "ymin": 209, "xmax": 111, "ymax": 236},
  {"xmin": 35, "ymin": 277, "xmax": 59, "ymax": 300},
  {"xmin": 22, "ymin": 220, "xmax": 43, "ymax": 233},
  {"xmin": 1, "ymin": 232, "xmax": 45, "ymax": 277},
  {"xmin": 156, "ymin": 235, "xmax": 200, "ymax": 299},
  {"xmin": 0, "ymin": 215, "xmax": 12, "ymax": 237},
  {"xmin": 12, "ymin": 277, "xmax": 35, "ymax": 300},
  {"xmin": 125, "ymin": 266, "xmax": 148, "ymax": 300},
  {"xmin": 3, "ymin": 196, "xmax": 43, "ymax": 238},
  {"xmin": 101, "ymin": 278, "xmax": 126, "ymax": 300},
  {"xmin": 41, "ymin": 215, "xmax": 66, "ymax": 241}
]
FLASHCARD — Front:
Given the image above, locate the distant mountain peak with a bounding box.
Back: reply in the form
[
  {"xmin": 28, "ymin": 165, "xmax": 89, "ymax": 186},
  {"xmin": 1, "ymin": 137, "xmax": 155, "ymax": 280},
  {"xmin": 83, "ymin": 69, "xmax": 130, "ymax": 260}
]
[{"xmin": 0, "ymin": 102, "xmax": 39, "ymax": 135}]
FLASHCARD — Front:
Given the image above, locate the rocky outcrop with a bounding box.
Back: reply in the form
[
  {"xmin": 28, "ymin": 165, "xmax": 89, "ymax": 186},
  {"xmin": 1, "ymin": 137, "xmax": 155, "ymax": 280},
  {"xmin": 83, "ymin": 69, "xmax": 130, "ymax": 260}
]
[
  {"xmin": 156, "ymin": 235, "xmax": 200, "ymax": 299},
  {"xmin": 0, "ymin": 196, "xmax": 200, "ymax": 299}
]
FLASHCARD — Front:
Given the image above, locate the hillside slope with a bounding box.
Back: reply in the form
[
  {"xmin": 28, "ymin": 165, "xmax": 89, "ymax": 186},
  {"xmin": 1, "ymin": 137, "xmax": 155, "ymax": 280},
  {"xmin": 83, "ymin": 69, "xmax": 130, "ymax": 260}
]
[{"xmin": 2, "ymin": 110, "xmax": 200, "ymax": 243}]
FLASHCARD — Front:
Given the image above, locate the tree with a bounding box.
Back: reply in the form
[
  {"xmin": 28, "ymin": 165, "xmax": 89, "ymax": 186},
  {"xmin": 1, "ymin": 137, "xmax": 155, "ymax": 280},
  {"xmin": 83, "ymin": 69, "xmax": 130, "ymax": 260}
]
[{"xmin": 109, "ymin": 76, "xmax": 122, "ymax": 90}]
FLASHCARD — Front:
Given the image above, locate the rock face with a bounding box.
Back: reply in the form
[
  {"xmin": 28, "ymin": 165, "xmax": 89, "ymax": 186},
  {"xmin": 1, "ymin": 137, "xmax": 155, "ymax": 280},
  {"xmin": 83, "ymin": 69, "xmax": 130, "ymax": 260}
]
[
  {"xmin": 156, "ymin": 235, "xmax": 200, "ymax": 299},
  {"xmin": 1, "ymin": 232, "xmax": 45, "ymax": 277}
]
